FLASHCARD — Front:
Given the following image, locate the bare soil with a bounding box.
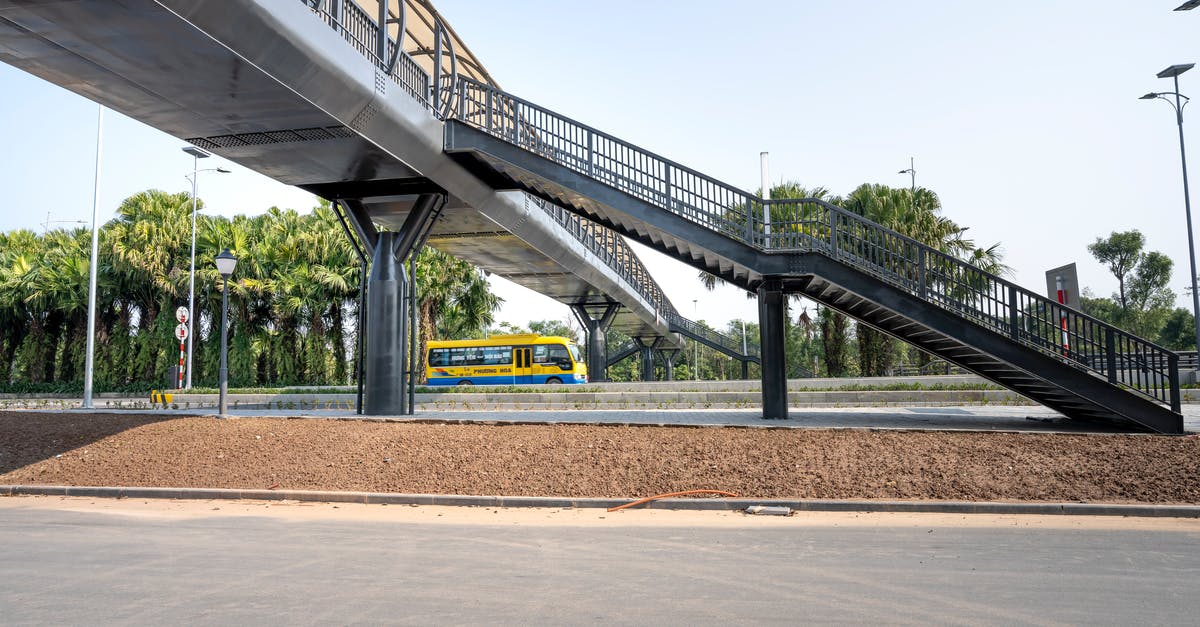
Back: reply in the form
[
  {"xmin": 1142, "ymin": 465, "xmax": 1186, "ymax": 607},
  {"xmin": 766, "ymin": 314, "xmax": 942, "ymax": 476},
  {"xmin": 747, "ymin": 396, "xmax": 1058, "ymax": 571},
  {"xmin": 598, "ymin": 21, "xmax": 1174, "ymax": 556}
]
[{"xmin": 2, "ymin": 411, "xmax": 1198, "ymax": 504}]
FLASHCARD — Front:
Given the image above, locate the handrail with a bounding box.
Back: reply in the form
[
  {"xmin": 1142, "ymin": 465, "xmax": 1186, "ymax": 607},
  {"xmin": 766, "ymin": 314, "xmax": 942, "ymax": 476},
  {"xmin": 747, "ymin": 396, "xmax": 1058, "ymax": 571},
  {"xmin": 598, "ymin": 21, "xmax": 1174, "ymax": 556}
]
[
  {"xmin": 667, "ymin": 313, "xmax": 760, "ymax": 359},
  {"xmin": 303, "ymin": 0, "xmax": 431, "ymax": 108},
  {"xmin": 449, "ymin": 75, "xmax": 1181, "ymax": 410},
  {"xmin": 522, "ymin": 194, "xmax": 677, "ymax": 319}
]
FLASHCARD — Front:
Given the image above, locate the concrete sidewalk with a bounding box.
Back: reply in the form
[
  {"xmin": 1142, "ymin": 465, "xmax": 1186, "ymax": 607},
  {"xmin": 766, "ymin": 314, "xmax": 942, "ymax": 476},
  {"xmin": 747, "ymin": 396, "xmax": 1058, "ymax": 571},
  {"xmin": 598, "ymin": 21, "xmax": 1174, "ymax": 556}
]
[
  {"xmin": 6, "ymin": 375, "xmax": 1196, "ymax": 433},
  {"xmin": 42, "ymin": 403, "xmax": 1200, "ymax": 434}
]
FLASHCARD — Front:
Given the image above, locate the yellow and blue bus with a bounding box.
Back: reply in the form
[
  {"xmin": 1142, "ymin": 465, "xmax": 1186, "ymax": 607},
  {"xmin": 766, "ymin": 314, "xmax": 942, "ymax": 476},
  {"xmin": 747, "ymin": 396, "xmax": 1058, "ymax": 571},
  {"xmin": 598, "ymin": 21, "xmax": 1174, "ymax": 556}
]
[{"xmin": 425, "ymin": 334, "xmax": 588, "ymax": 386}]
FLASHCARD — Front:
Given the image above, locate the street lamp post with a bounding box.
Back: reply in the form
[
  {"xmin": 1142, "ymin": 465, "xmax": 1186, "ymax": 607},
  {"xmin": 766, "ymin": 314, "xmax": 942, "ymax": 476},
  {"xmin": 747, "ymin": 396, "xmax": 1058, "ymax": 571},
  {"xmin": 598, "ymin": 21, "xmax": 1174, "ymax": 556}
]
[
  {"xmin": 181, "ymin": 146, "xmax": 228, "ymax": 389},
  {"xmin": 83, "ymin": 104, "xmax": 103, "ymax": 409},
  {"xmin": 899, "ymin": 157, "xmax": 916, "ymax": 211},
  {"xmin": 1141, "ymin": 63, "xmax": 1198, "ymax": 353},
  {"xmin": 215, "ymin": 249, "xmax": 238, "ymax": 417}
]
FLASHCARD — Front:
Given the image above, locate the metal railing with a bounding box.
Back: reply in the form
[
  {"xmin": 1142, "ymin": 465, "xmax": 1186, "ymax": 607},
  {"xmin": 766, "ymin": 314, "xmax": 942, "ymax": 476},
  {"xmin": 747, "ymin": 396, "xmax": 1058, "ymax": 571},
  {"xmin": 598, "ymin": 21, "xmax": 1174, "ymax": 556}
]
[
  {"xmin": 304, "ymin": 0, "xmax": 431, "ymax": 108},
  {"xmin": 449, "ymin": 76, "xmax": 1181, "ymax": 411},
  {"xmin": 523, "ymin": 195, "xmax": 677, "ymax": 321},
  {"xmin": 667, "ymin": 314, "xmax": 759, "ymax": 360}
]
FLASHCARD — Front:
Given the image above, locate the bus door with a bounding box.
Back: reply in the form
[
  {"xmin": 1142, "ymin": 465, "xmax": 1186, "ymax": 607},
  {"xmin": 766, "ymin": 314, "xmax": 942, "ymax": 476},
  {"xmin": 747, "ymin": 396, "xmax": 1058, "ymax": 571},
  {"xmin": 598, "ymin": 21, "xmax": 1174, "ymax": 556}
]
[{"xmin": 513, "ymin": 347, "xmax": 533, "ymax": 384}]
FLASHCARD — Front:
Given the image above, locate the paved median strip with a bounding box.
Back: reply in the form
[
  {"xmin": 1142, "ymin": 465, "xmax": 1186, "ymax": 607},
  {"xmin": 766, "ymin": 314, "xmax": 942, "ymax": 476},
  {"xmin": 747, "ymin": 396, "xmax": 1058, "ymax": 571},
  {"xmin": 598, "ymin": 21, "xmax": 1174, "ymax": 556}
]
[{"xmin": 3, "ymin": 485, "xmax": 1197, "ymax": 518}]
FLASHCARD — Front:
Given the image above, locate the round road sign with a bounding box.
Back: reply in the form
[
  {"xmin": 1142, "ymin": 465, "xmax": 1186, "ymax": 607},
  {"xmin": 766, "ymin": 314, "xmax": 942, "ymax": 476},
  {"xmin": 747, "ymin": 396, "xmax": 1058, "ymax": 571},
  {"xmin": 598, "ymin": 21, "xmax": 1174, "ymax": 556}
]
[
  {"xmin": 174, "ymin": 323, "xmax": 188, "ymax": 341},
  {"xmin": 176, "ymin": 306, "xmax": 189, "ymax": 323}
]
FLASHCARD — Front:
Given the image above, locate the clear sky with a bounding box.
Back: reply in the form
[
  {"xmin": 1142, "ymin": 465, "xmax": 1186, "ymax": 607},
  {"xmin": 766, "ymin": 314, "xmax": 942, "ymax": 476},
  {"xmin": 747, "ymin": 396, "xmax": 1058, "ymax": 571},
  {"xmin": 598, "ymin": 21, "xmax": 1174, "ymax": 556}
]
[{"xmin": 0, "ymin": 1, "xmax": 1196, "ymax": 332}]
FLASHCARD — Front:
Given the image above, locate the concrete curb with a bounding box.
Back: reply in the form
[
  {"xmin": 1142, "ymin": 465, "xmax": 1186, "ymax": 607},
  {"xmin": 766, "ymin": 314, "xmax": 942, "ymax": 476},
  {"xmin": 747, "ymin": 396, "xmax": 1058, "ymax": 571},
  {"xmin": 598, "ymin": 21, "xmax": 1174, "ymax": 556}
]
[{"xmin": 3, "ymin": 485, "xmax": 1197, "ymax": 518}]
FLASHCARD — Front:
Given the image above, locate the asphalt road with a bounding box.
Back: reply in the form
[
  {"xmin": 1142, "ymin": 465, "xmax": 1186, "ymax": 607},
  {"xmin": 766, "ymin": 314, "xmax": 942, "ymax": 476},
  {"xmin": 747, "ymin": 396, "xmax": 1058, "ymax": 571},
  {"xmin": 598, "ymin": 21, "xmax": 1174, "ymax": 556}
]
[{"xmin": 2, "ymin": 500, "xmax": 1198, "ymax": 625}]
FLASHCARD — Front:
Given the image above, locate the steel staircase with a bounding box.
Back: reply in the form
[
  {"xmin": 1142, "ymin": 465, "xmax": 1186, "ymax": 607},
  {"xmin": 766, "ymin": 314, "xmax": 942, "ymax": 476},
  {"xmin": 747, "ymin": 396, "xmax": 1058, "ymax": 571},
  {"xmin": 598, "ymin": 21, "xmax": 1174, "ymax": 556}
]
[{"xmin": 442, "ymin": 77, "xmax": 1184, "ymax": 433}]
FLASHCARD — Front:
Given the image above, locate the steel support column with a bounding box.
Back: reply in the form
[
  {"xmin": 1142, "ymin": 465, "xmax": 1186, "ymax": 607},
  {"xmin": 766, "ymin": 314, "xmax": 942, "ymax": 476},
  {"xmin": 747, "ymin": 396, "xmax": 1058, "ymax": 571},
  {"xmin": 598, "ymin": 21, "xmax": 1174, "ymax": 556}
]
[
  {"xmin": 361, "ymin": 193, "xmax": 442, "ymax": 415},
  {"xmin": 659, "ymin": 348, "xmax": 679, "ymax": 381},
  {"xmin": 634, "ymin": 337, "xmax": 663, "ymax": 382},
  {"xmin": 571, "ymin": 303, "xmax": 619, "ymax": 383},
  {"xmin": 332, "ymin": 199, "xmax": 372, "ymax": 415},
  {"xmin": 365, "ymin": 231, "xmax": 406, "ymax": 415},
  {"xmin": 758, "ymin": 279, "xmax": 788, "ymax": 419}
]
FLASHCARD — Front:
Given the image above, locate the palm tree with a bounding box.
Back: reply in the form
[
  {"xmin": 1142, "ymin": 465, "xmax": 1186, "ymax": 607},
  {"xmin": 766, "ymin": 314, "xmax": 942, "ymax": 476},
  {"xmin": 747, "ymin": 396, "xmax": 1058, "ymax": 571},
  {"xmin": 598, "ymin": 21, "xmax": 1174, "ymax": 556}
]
[
  {"xmin": 105, "ymin": 190, "xmax": 195, "ymax": 382},
  {"xmin": 842, "ymin": 183, "xmax": 1009, "ymax": 374},
  {"xmin": 0, "ymin": 189, "xmax": 507, "ymax": 391},
  {"xmin": 0, "ymin": 230, "xmax": 42, "ymax": 383}
]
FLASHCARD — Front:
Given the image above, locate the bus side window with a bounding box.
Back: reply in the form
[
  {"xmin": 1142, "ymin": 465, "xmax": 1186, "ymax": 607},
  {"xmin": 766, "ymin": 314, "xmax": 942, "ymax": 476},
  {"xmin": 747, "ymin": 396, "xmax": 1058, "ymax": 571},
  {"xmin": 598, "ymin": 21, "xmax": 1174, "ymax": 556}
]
[
  {"xmin": 483, "ymin": 346, "xmax": 510, "ymax": 365},
  {"xmin": 430, "ymin": 349, "xmax": 449, "ymax": 366},
  {"xmin": 546, "ymin": 345, "xmax": 570, "ymax": 367},
  {"xmin": 532, "ymin": 345, "xmax": 549, "ymax": 363}
]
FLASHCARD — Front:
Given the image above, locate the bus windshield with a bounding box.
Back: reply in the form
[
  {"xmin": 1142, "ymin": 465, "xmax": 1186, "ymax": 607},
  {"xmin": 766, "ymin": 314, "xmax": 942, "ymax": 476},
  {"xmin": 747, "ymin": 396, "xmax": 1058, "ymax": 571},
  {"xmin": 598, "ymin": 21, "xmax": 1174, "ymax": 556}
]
[{"xmin": 568, "ymin": 344, "xmax": 582, "ymax": 364}]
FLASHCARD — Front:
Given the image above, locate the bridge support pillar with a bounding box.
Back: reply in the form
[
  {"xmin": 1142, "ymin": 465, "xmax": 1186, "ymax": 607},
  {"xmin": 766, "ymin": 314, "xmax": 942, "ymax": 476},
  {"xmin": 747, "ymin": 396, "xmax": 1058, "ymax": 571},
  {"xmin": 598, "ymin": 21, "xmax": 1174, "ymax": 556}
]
[
  {"xmin": 365, "ymin": 231, "xmax": 407, "ymax": 415},
  {"xmin": 741, "ymin": 360, "xmax": 750, "ymax": 380},
  {"xmin": 356, "ymin": 193, "xmax": 443, "ymax": 415},
  {"xmin": 659, "ymin": 348, "xmax": 679, "ymax": 381},
  {"xmin": 633, "ymin": 337, "xmax": 663, "ymax": 381},
  {"xmin": 572, "ymin": 303, "xmax": 619, "ymax": 383},
  {"xmin": 758, "ymin": 279, "xmax": 788, "ymax": 419}
]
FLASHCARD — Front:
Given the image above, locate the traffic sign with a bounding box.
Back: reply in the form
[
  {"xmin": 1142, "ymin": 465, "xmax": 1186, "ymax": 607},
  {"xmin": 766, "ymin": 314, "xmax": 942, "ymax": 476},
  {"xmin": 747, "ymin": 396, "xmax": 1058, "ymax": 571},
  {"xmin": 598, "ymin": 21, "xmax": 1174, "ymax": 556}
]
[
  {"xmin": 174, "ymin": 323, "xmax": 188, "ymax": 341},
  {"xmin": 176, "ymin": 306, "xmax": 189, "ymax": 323}
]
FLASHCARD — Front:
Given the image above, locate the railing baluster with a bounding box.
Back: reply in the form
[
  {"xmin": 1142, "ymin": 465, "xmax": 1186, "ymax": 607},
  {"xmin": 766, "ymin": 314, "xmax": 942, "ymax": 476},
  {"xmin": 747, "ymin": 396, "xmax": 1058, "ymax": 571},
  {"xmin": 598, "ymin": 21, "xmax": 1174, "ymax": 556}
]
[
  {"xmin": 1105, "ymin": 328, "xmax": 1118, "ymax": 384},
  {"xmin": 917, "ymin": 247, "xmax": 927, "ymax": 298},
  {"xmin": 1169, "ymin": 352, "xmax": 1181, "ymax": 411},
  {"xmin": 828, "ymin": 209, "xmax": 838, "ymax": 259},
  {"xmin": 485, "ymin": 88, "xmax": 493, "ymax": 134},
  {"xmin": 744, "ymin": 200, "xmax": 754, "ymax": 245},
  {"xmin": 1007, "ymin": 286, "xmax": 1020, "ymax": 340},
  {"xmin": 663, "ymin": 163, "xmax": 671, "ymax": 208}
]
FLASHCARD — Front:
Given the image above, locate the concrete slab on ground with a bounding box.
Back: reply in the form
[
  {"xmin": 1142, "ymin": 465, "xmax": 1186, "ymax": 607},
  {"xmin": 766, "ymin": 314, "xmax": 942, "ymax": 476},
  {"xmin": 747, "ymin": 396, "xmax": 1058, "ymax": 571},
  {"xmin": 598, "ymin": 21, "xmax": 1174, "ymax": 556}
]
[{"xmin": 42, "ymin": 404, "xmax": 1200, "ymax": 434}]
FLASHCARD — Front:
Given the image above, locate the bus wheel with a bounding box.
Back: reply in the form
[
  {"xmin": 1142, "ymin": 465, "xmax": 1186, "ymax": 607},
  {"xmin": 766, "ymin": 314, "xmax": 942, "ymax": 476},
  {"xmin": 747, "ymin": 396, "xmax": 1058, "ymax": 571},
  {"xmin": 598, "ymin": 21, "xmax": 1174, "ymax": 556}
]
[
  {"xmin": 457, "ymin": 380, "xmax": 473, "ymax": 386},
  {"xmin": 545, "ymin": 377, "xmax": 562, "ymax": 385}
]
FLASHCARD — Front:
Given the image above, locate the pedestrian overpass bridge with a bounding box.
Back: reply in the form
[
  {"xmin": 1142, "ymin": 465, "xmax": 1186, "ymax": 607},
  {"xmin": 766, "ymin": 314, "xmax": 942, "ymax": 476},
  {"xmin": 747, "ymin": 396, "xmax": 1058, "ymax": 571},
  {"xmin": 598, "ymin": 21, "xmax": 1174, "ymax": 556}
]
[
  {"xmin": 0, "ymin": 0, "xmax": 1182, "ymax": 432},
  {"xmin": 0, "ymin": 0, "xmax": 762, "ymax": 404}
]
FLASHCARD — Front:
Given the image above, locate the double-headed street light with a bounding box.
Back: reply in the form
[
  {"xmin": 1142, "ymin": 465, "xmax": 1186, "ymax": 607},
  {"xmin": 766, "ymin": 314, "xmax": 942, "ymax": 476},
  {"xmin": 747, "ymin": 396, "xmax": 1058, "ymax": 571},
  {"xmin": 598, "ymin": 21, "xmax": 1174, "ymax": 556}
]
[
  {"xmin": 181, "ymin": 146, "xmax": 229, "ymax": 389},
  {"xmin": 215, "ymin": 249, "xmax": 238, "ymax": 417},
  {"xmin": 1141, "ymin": 63, "xmax": 1197, "ymax": 352}
]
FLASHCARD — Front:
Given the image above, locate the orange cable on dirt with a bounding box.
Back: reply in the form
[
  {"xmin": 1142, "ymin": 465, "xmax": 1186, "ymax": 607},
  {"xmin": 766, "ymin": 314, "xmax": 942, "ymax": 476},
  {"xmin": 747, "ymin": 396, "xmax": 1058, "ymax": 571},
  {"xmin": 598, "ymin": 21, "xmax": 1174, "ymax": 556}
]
[{"xmin": 607, "ymin": 490, "xmax": 739, "ymax": 512}]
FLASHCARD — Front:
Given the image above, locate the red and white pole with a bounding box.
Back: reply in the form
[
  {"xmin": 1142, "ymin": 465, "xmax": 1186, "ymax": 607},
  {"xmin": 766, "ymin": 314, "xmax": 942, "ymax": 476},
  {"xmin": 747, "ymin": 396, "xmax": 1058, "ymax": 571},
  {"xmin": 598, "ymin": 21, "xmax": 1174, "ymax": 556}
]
[
  {"xmin": 177, "ymin": 341, "xmax": 186, "ymax": 389},
  {"xmin": 1056, "ymin": 276, "xmax": 1069, "ymax": 355}
]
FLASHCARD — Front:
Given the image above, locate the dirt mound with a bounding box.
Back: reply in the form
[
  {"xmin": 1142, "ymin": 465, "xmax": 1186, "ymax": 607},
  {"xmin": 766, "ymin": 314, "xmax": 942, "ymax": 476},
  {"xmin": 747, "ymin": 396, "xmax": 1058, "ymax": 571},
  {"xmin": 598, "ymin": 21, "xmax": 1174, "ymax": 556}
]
[{"xmin": 1, "ymin": 412, "xmax": 1198, "ymax": 503}]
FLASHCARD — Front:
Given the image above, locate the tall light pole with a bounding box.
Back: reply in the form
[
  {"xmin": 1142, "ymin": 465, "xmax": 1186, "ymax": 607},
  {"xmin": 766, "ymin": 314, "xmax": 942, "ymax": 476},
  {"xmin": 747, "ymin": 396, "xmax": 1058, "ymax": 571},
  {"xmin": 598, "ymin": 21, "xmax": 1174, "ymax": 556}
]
[
  {"xmin": 1141, "ymin": 63, "xmax": 1198, "ymax": 353},
  {"xmin": 83, "ymin": 104, "xmax": 103, "ymax": 409},
  {"xmin": 899, "ymin": 157, "xmax": 916, "ymax": 211},
  {"xmin": 215, "ymin": 249, "xmax": 238, "ymax": 417},
  {"xmin": 181, "ymin": 146, "xmax": 228, "ymax": 388}
]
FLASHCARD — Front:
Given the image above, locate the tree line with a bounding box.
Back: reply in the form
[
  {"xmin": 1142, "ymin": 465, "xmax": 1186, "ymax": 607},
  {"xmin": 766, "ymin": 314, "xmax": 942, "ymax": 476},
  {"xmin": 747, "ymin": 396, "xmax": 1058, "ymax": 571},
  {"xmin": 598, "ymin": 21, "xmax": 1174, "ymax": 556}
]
[
  {"xmin": 0, "ymin": 190, "xmax": 497, "ymax": 392},
  {"xmin": 1083, "ymin": 229, "xmax": 1194, "ymax": 350}
]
